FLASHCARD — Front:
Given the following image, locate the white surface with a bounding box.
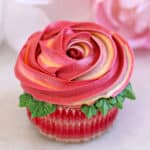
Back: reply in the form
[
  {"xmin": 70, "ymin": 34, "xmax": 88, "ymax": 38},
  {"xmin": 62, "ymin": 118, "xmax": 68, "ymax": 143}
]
[{"xmin": 0, "ymin": 44, "xmax": 150, "ymax": 149}]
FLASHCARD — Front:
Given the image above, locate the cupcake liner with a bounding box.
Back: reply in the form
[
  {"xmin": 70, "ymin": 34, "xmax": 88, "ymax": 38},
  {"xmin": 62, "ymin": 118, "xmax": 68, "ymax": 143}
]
[{"xmin": 27, "ymin": 106, "xmax": 118, "ymax": 142}]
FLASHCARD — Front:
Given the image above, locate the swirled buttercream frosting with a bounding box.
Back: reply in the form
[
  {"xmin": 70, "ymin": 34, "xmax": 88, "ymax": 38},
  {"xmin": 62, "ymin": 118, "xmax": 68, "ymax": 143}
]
[{"xmin": 15, "ymin": 21, "xmax": 134, "ymax": 106}]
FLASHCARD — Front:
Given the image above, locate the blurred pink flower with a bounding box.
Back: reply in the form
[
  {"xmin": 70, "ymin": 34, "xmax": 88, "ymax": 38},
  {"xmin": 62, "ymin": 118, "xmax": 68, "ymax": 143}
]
[{"xmin": 93, "ymin": 0, "xmax": 150, "ymax": 49}]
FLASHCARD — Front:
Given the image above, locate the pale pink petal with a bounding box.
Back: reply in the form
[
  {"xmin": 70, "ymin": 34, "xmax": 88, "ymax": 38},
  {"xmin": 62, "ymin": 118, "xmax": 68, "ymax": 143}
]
[{"xmin": 93, "ymin": 0, "xmax": 150, "ymax": 49}]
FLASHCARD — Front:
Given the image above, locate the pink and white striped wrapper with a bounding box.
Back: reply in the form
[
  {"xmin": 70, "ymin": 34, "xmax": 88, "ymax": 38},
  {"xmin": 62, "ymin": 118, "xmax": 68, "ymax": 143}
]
[{"xmin": 27, "ymin": 106, "xmax": 118, "ymax": 142}]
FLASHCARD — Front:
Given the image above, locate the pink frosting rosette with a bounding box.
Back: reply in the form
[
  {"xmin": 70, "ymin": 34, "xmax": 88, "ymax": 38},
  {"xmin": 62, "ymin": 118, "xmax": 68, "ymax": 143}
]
[
  {"xmin": 15, "ymin": 21, "xmax": 134, "ymax": 106},
  {"xmin": 93, "ymin": 0, "xmax": 150, "ymax": 49}
]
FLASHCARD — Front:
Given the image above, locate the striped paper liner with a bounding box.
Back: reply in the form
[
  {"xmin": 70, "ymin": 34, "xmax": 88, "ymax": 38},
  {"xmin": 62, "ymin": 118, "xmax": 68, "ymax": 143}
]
[{"xmin": 27, "ymin": 106, "xmax": 118, "ymax": 142}]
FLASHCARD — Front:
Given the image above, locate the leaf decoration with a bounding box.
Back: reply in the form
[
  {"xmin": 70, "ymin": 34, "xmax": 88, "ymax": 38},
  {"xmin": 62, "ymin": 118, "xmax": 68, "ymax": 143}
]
[
  {"xmin": 122, "ymin": 83, "xmax": 136, "ymax": 100},
  {"xmin": 81, "ymin": 105, "xmax": 97, "ymax": 119},
  {"xmin": 95, "ymin": 99, "xmax": 112, "ymax": 116},
  {"xmin": 115, "ymin": 95, "xmax": 125, "ymax": 109},
  {"xmin": 19, "ymin": 93, "xmax": 32, "ymax": 107},
  {"xmin": 19, "ymin": 83, "xmax": 136, "ymax": 119},
  {"xmin": 81, "ymin": 83, "xmax": 136, "ymax": 119},
  {"xmin": 19, "ymin": 93, "xmax": 56, "ymax": 118}
]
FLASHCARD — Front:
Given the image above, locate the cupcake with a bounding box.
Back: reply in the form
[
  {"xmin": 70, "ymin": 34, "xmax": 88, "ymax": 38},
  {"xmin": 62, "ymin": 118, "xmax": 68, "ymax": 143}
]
[{"xmin": 15, "ymin": 21, "xmax": 136, "ymax": 142}]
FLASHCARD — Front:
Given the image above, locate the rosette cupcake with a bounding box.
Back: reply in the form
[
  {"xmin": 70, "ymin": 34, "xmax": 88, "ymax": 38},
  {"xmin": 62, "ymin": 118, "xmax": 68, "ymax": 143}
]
[{"xmin": 15, "ymin": 21, "xmax": 136, "ymax": 142}]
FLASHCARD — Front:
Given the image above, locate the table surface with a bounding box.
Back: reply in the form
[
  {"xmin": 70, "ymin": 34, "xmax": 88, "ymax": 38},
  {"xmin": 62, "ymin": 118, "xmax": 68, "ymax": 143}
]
[{"xmin": 0, "ymin": 44, "xmax": 150, "ymax": 150}]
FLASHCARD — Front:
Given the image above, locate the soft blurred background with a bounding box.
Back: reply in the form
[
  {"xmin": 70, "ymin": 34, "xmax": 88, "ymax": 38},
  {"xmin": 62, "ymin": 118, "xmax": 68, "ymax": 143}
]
[
  {"xmin": 0, "ymin": 0, "xmax": 150, "ymax": 149},
  {"xmin": 1, "ymin": 0, "xmax": 92, "ymax": 50}
]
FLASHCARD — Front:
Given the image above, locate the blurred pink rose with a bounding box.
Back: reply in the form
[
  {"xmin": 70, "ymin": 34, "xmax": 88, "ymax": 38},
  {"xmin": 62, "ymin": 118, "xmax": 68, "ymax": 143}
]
[{"xmin": 93, "ymin": 0, "xmax": 150, "ymax": 49}]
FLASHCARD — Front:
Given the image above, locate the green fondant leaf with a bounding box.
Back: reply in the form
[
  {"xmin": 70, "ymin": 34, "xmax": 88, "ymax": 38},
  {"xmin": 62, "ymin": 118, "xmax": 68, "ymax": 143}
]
[
  {"xmin": 81, "ymin": 105, "xmax": 97, "ymax": 119},
  {"xmin": 109, "ymin": 97, "xmax": 117, "ymax": 105},
  {"xmin": 19, "ymin": 93, "xmax": 32, "ymax": 107},
  {"xmin": 19, "ymin": 93, "xmax": 56, "ymax": 118},
  {"xmin": 30, "ymin": 102, "xmax": 56, "ymax": 118},
  {"xmin": 95, "ymin": 99, "xmax": 111, "ymax": 116},
  {"xmin": 101, "ymin": 100, "xmax": 109, "ymax": 115},
  {"xmin": 123, "ymin": 83, "xmax": 136, "ymax": 100},
  {"xmin": 95, "ymin": 98, "xmax": 104, "ymax": 108},
  {"xmin": 115, "ymin": 95, "xmax": 125, "ymax": 109}
]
